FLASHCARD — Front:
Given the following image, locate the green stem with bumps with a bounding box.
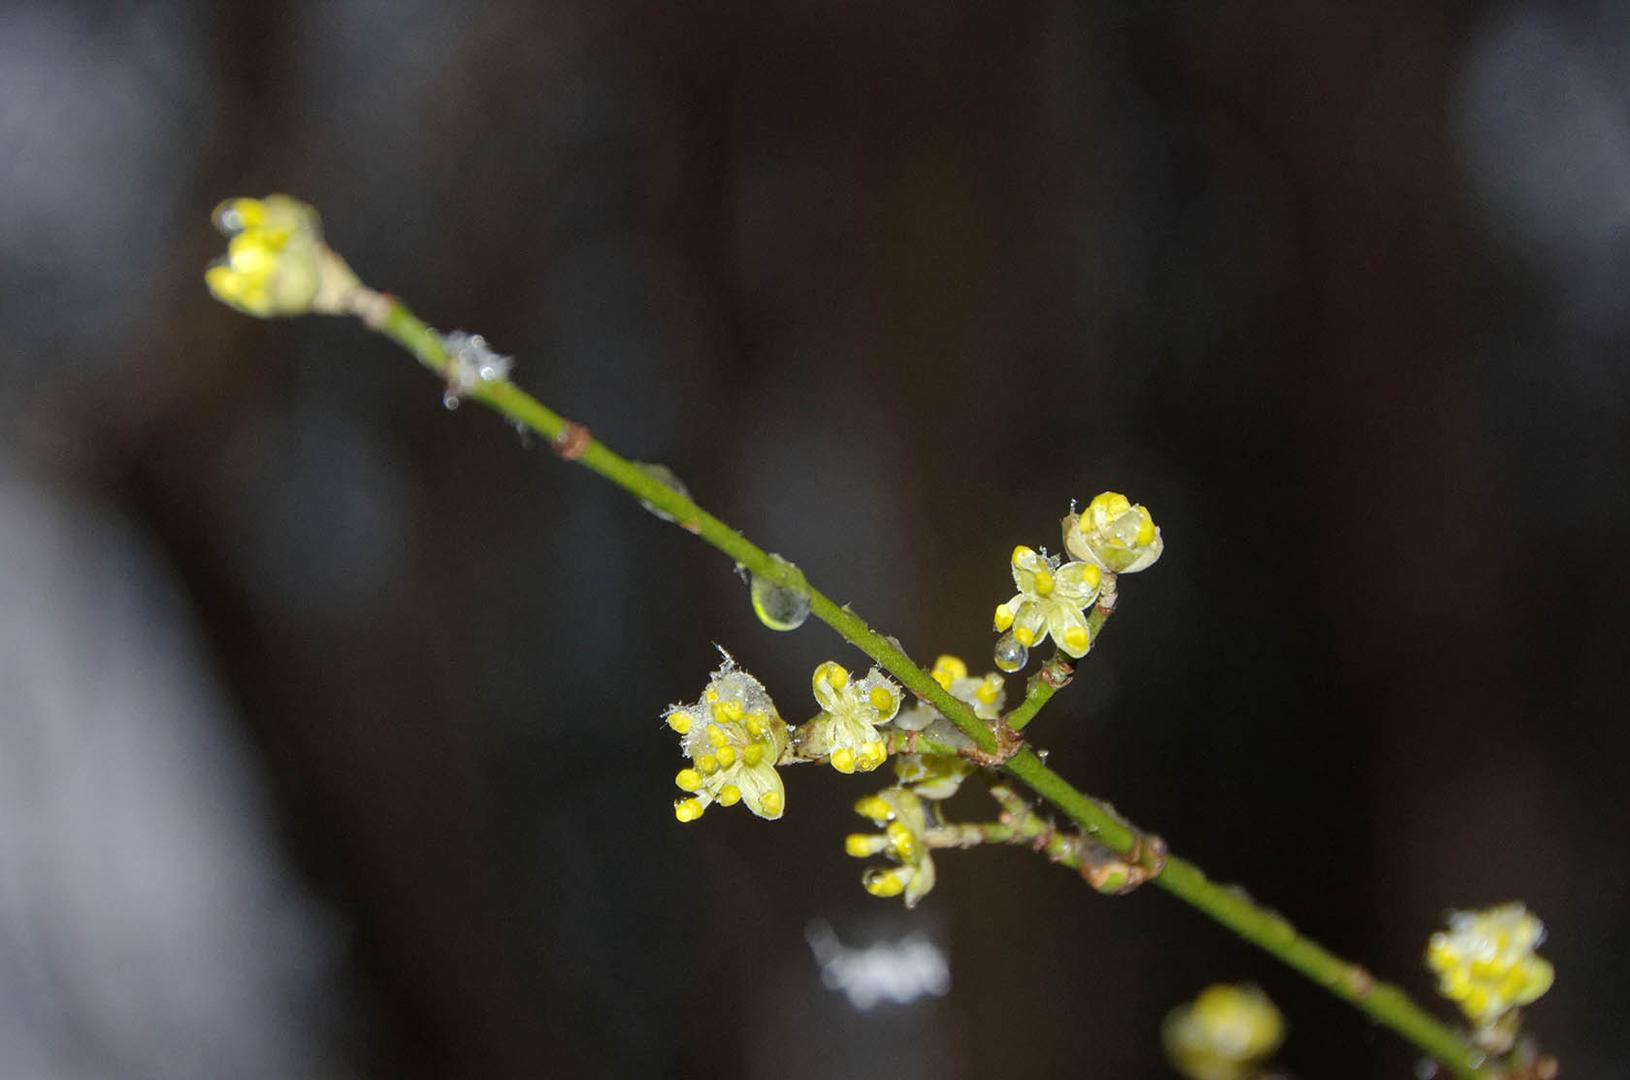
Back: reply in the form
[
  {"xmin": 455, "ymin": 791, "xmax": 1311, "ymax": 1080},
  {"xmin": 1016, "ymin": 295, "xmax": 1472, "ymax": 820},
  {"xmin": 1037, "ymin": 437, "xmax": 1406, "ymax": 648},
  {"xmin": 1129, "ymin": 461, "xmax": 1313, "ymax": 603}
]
[{"xmin": 363, "ymin": 290, "xmax": 1489, "ymax": 1078}]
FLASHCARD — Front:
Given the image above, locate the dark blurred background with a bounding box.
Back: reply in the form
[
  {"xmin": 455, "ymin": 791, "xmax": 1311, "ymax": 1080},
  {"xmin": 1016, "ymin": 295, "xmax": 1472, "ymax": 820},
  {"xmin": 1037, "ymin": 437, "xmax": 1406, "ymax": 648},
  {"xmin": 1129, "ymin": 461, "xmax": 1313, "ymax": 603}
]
[{"xmin": 2, "ymin": 2, "xmax": 1627, "ymax": 1077}]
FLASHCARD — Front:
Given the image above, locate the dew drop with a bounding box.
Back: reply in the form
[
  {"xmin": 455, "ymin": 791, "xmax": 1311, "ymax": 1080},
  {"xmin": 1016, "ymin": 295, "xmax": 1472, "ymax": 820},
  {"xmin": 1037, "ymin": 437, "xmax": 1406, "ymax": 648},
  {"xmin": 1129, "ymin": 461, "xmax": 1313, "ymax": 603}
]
[
  {"xmin": 442, "ymin": 390, "xmax": 461, "ymax": 411},
  {"xmin": 750, "ymin": 554, "xmax": 810, "ymax": 632},
  {"xmin": 633, "ymin": 462, "xmax": 690, "ymax": 522},
  {"xmin": 993, "ymin": 632, "xmax": 1028, "ymax": 673}
]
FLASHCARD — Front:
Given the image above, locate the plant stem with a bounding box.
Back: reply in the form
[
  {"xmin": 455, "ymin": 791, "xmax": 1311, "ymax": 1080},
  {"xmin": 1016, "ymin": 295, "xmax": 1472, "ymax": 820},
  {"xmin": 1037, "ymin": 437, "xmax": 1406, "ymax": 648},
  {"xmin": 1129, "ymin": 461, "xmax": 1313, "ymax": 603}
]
[{"xmin": 365, "ymin": 292, "xmax": 1489, "ymax": 1079}]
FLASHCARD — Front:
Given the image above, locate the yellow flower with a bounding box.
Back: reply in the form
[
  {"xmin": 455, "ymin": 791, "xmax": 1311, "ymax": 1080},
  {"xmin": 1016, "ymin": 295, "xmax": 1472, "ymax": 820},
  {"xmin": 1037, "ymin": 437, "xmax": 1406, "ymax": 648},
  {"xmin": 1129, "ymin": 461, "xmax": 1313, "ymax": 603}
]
[
  {"xmin": 992, "ymin": 546, "xmax": 1101, "ymax": 658},
  {"xmin": 1426, "ymin": 903, "xmax": 1554, "ymax": 1027},
  {"xmin": 802, "ymin": 661, "xmax": 901, "ymax": 774},
  {"xmin": 667, "ymin": 657, "xmax": 790, "ymax": 822},
  {"xmin": 1163, "ymin": 984, "xmax": 1285, "ymax": 1080},
  {"xmin": 845, "ymin": 787, "xmax": 936, "ymax": 908},
  {"xmin": 204, "ymin": 195, "xmax": 359, "ymax": 318},
  {"xmin": 1063, "ymin": 491, "xmax": 1163, "ymax": 574}
]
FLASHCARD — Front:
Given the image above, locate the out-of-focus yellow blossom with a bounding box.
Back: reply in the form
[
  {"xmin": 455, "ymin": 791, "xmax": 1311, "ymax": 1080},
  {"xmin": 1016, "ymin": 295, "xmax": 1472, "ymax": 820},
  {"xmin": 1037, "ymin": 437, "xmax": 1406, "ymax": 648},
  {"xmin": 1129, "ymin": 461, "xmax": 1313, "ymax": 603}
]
[
  {"xmin": 1162, "ymin": 983, "xmax": 1285, "ymax": 1080},
  {"xmin": 667, "ymin": 657, "xmax": 790, "ymax": 822},
  {"xmin": 845, "ymin": 787, "xmax": 936, "ymax": 908},
  {"xmin": 205, "ymin": 195, "xmax": 360, "ymax": 318},
  {"xmin": 892, "ymin": 655, "xmax": 998, "ymax": 798},
  {"xmin": 931, "ymin": 653, "xmax": 1006, "ymax": 720},
  {"xmin": 1426, "ymin": 903, "xmax": 1554, "ymax": 1027},
  {"xmin": 1063, "ymin": 491, "xmax": 1163, "ymax": 574},
  {"xmin": 802, "ymin": 661, "xmax": 901, "ymax": 774},
  {"xmin": 891, "ymin": 752, "xmax": 973, "ymax": 801},
  {"xmin": 992, "ymin": 546, "xmax": 1101, "ymax": 658},
  {"xmin": 898, "ymin": 654, "xmax": 1005, "ymax": 729}
]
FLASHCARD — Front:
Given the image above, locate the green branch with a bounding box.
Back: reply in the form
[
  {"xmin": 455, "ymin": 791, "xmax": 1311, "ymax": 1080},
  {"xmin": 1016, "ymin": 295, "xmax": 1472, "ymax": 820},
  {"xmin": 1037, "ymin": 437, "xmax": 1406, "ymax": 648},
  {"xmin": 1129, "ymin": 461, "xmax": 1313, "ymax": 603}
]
[{"xmin": 361, "ymin": 291, "xmax": 1487, "ymax": 1078}]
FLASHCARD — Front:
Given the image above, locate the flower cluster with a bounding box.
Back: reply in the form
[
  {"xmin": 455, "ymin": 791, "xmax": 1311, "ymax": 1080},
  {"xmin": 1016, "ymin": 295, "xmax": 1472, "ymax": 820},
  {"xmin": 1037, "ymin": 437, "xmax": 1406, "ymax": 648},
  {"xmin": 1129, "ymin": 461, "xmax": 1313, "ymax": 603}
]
[
  {"xmin": 993, "ymin": 545, "xmax": 1101, "ymax": 658},
  {"xmin": 204, "ymin": 195, "xmax": 359, "ymax": 318},
  {"xmin": 802, "ymin": 661, "xmax": 902, "ymax": 774},
  {"xmin": 990, "ymin": 491, "xmax": 1163, "ymax": 671},
  {"xmin": 668, "ymin": 657, "xmax": 791, "ymax": 822},
  {"xmin": 1162, "ymin": 984, "xmax": 1284, "ymax": 1080},
  {"xmin": 1426, "ymin": 903, "xmax": 1554, "ymax": 1027},
  {"xmin": 846, "ymin": 787, "xmax": 936, "ymax": 908},
  {"xmin": 1064, "ymin": 491, "xmax": 1163, "ymax": 574}
]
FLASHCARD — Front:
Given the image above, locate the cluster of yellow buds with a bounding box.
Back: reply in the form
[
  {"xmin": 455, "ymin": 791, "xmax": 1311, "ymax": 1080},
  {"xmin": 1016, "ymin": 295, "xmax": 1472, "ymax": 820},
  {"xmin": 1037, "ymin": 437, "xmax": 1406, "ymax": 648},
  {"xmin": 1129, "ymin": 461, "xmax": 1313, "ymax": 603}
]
[
  {"xmin": 993, "ymin": 545, "xmax": 1102, "ymax": 658},
  {"xmin": 1426, "ymin": 903, "xmax": 1554, "ymax": 1028},
  {"xmin": 846, "ymin": 787, "xmax": 936, "ymax": 908},
  {"xmin": 1162, "ymin": 983, "xmax": 1285, "ymax": 1080},
  {"xmin": 204, "ymin": 195, "xmax": 361, "ymax": 318},
  {"xmin": 1064, "ymin": 491, "xmax": 1164, "ymax": 574},
  {"xmin": 667, "ymin": 657, "xmax": 791, "ymax": 822},
  {"xmin": 802, "ymin": 661, "xmax": 902, "ymax": 774}
]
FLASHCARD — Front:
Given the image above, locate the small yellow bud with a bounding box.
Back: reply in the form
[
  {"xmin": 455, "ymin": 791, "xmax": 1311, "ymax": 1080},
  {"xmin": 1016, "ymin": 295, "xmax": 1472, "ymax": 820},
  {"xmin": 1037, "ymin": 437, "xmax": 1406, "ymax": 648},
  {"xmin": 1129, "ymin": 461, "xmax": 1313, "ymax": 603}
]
[
  {"xmin": 862, "ymin": 866, "xmax": 910, "ymax": 898},
  {"xmin": 706, "ymin": 724, "xmax": 730, "ymax": 748},
  {"xmin": 857, "ymin": 741, "xmax": 887, "ymax": 772},
  {"xmin": 1063, "ymin": 626, "xmax": 1090, "ymax": 654},
  {"xmin": 845, "ymin": 834, "xmax": 887, "ymax": 857},
  {"xmin": 993, "ymin": 603, "xmax": 1015, "ymax": 631},
  {"xmin": 831, "ymin": 747, "xmax": 856, "ymax": 774},
  {"xmin": 674, "ymin": 769, "xmax": 703, "ymax": 792},
  {"xmin": 667, "ymin": 711, "xmax": 692, "ymax": 734},
  {"xmin": 714, "ymin": 745, "xmax": 737, "ymax": 768},
  {"xmin": 744, "ymin": 713, "xmax": 767, "ymax": 739},
  {"xmin": 741, "ymin": 744, "xmax": 764, "ymax": 767},
  {"xmin": 1011, "ymin": 545, "xmax": 1035, "ymax": 568},
  {"xmin": 854, "ymin": 795, "xmax": 893, "ymax": 823},
  {"xmin": 717, "ymin": 785, "xmax": 742, "ymax": 807},
  {"xmin": 868, "ymin": 686, "xmax": 895, "ymax": 713},
  {"xmin": 721, "ymin": 700, "xmax": 744, "ymax": 721},
  {"xmin": 931, "ymin": 655, "xmax": 968, "ymax": 690},
  {"xmin": 758, "ymin": 790, "xmax": 782, "ymax": 816},
  {"xmin": 975, "ymin": 676, "xmax": 1001, "ymax": 706},
  {"xmin": 1013, "ymin": 625, "xmax": 1035, "ymax": 647},
  {"xmin": 674, "ymin": 798, "xmax": 706, "ymax": 823},
  {"xmin": 1032, "ymin": 568, "xmax": 1055, "ymax": 597},
  {"xmin": 697, "ymin": 754, "xmax": 719, "ymax": 774}
]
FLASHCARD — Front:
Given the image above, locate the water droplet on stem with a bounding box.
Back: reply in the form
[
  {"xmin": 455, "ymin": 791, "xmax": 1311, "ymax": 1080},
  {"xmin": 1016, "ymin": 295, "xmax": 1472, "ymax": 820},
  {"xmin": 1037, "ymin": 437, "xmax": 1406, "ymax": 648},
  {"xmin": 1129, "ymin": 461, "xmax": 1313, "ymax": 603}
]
[
  {"xmin": 750, "ymin": 555, "xmax": 810, "ymax": 631},
  {"xmin": 634, "ymin": 462, "xmax": 690, "ymax": 522}
]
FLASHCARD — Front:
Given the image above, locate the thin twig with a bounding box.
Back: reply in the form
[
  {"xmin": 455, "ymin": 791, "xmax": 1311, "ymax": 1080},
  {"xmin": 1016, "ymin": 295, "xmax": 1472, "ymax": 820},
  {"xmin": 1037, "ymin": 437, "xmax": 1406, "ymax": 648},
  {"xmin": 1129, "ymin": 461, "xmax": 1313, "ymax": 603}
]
[{"xmin": 359, "ymin": 292, "xmax": 1490, "ymax": 1079}]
